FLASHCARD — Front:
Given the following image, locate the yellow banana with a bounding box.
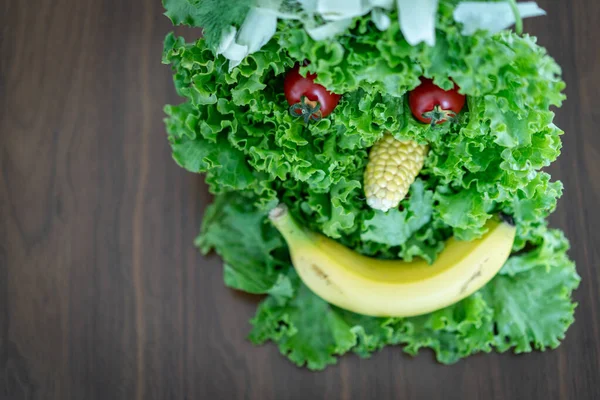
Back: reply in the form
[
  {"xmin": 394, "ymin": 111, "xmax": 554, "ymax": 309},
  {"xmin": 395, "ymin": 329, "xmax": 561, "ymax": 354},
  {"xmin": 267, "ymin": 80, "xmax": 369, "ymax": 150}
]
[{"xmin": 269, "ymin": 205, "xmax": 516, "ymax": 317}]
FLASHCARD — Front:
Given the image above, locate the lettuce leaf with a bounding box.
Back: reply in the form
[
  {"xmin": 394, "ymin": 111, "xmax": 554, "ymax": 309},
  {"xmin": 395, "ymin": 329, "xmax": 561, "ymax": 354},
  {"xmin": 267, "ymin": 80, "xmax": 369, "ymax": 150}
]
[
  {"xmin": 394, "ymin": 293, "xmax": 495, "ymax": 364},
  {"xmin": 162, "ymin": 0, "xmax": 253, "ymax": 50},
  {"xmin": 485, "ymin": 228, "xmax": 580, "ymax": 352},
  {"xmin": 196, "ymin": 193, "xmax": 293, "ymax": 301},
  {"xmin": 361, "ymin": 179, "xmax": 435, "ymax": 247},
  {"xmin": 249, "ymin": 278, "xmax": 357, "ymax": 370}
]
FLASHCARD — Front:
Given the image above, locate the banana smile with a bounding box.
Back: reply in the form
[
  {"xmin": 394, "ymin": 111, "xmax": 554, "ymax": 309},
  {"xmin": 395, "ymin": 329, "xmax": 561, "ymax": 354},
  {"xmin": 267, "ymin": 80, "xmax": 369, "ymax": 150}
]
[{"xmin": 270, "ymin": 204, "xmax": 516, "ymax": 317}]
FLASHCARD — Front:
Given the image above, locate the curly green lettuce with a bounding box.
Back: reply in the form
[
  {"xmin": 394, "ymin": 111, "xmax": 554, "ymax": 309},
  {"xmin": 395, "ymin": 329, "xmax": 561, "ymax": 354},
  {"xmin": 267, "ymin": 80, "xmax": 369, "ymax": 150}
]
[{"xmin": 163, "ymin": 1, "xmax": 578, "ymax": 369}]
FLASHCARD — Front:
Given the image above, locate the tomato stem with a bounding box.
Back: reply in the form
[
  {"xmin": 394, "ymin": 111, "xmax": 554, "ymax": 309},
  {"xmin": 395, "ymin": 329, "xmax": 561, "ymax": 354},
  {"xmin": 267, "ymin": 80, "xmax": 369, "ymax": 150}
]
[
  {"xmin": 289, "ymin": 96, "xmax": 323, "ymax": 124},
  {"xmin": 422, "ymin": 105, "xmax": 457, "ymax": 127}
]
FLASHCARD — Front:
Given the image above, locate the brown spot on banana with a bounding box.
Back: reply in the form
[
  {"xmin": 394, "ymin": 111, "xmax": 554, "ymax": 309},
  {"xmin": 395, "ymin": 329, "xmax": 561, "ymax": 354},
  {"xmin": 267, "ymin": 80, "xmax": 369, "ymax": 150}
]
[
  {"xmin": 310, "ymin": 264, "xmax": 344, "ymax": 294},
  {"xmin": 459, "ymin": 256, "xmax": 490, "ymax": 295},
  {"xmin": 311, "ymin": 263, "xmax": 328, "ymax": 280}
]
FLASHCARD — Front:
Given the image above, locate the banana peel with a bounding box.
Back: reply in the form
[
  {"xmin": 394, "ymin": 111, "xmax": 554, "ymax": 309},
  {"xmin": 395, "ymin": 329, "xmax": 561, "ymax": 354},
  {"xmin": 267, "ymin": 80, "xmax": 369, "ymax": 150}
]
[{"xmin": 269, "ymin": 204, "xmax": 516, "ymax": 317}]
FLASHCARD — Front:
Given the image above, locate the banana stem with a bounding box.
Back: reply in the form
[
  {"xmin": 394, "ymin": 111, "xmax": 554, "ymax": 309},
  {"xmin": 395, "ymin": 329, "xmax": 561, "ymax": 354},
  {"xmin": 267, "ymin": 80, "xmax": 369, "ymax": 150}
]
[
  {"xmin": 269, "ymin": 204, "xmax": 311, "ymax": 245},
  {"xmin": 268, "ymin": 204, "xmax": 289, "ymax": 222}
]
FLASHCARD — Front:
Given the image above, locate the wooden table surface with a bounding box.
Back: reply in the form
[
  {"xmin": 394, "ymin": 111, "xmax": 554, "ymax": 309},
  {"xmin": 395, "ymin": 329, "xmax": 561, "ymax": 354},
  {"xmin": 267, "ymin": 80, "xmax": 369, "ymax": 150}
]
[{"xmin": 1, "ymin": 1, "xmax": 599, "ymax": 399}]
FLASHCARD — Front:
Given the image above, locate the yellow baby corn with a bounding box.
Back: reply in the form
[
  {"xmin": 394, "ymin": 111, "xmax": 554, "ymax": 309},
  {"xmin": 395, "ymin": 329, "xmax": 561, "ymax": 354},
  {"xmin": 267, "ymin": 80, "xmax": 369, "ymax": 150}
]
[{"xmin": 363, "ymin": 134, "xmax": 428, "ymax": 212}]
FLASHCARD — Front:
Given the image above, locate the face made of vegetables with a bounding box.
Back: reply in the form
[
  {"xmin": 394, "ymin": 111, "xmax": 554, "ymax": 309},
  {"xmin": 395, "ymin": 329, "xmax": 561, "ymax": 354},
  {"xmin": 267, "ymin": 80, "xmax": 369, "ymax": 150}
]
[
  {"xmin": 283, "ymin": 65, "xmax": 466, "ymax": 212},
  {"xmin": 162, "ymin": 0, "xmax": 578, "ymax": 367}
]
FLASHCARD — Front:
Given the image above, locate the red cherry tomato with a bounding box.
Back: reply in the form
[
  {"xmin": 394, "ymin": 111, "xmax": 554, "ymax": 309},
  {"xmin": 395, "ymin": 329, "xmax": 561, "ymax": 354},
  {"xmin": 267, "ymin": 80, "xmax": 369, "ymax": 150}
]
[
  {"xmin": 408, "ymin": 78, "xmax": 466, "ymax": 125},
  {"xmin": 284, "ymin": 65, "xmax": 341, "ymax": 123}
]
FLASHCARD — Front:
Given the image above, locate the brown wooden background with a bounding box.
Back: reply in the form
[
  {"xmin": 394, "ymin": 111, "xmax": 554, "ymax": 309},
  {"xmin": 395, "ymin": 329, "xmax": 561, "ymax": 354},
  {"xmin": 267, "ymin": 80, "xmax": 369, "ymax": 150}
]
[{"xmin": 1, "ymin": 1, "xmax": 599, "ymax": 399}]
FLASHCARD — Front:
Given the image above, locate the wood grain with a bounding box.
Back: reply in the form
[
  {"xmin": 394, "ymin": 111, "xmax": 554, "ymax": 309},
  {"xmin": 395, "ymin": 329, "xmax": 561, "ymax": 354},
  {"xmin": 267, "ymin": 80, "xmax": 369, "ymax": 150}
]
[{"xmin": 1, "ymin": 1, "xmax": 599, "ymax": 399}]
